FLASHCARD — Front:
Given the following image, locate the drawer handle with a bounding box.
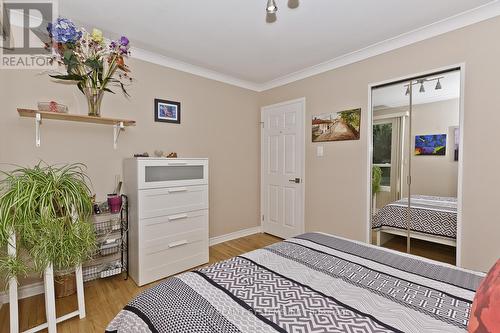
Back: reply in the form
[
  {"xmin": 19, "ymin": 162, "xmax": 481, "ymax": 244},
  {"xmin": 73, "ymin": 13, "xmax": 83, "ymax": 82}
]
[
  {"xmin": 168, "ymin": 162, "xmax": 188, "ymax": 166},
  {"xmin": 168, "ymin": 187, "xmax": 188, "ymax": 193},
  {"xmin": 168, "ymin": 240, "xmax": 188, "ymax": 248},
  {"xmin": 168, "ymin": 213, "xmax": 188, "ymax": 221}
]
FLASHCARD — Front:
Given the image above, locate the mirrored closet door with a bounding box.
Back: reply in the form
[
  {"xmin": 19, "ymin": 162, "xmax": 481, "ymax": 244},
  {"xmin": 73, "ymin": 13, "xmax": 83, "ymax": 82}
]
[{"xmin": 370, "ymin": 69, "xmax": 461, "ymax": 265}]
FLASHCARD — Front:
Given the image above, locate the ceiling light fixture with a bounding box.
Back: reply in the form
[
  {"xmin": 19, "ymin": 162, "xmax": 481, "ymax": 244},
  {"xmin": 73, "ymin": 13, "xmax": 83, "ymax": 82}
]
[{"xmin": 266, "ymin": 0, "xmax": 278, "ymax": 14}]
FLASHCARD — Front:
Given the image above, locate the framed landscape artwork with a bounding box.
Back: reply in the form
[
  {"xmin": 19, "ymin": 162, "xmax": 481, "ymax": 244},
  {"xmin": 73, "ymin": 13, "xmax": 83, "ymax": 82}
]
[
  {"xmin": 312, "ymin": 108, "xmax": 361, "ymax": 142},
  {"xmin": 154, "ymin": 99, "xmax": 181, "ymax": 124},
  {"xmin": 414, "ymin": 134, "xmax": 447, "ymax": 156}
]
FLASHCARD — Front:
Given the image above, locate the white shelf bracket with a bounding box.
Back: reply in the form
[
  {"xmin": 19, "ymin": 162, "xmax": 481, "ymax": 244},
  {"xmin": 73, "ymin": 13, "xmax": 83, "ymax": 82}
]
[
  {"xmin": 35, "ymin": 112, "xmax": 42, "ymax": 147},
  {"xmin": 113, "ymin": 121, "xmax": 125, "ymax": 149}
]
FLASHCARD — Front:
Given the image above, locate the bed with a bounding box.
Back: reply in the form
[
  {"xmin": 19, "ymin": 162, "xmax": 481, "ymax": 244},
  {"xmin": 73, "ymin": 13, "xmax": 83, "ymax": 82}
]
[
  {"xmin": 372, "ymin": 195, "xmax": 457, "ymax": 247},
  {"xmin": 106, "ymin": 232, "xmax": 483, "ymax": 333}
]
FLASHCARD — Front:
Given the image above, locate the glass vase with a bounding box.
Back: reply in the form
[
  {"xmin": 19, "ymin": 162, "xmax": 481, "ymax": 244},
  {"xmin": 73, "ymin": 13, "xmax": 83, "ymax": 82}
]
[{"xmin": 84, "ymin": 88, "xmax": 104, "ymax": 117}]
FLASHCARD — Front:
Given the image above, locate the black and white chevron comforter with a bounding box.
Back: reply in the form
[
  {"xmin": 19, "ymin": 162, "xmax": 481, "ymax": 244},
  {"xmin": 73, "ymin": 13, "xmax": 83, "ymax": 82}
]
[
  {"xmin": 106, "ymin": 232, "xmax": 483, "ymax": 333},
  {"xmin": 372, "ymin": 195, "xmax": 457, "ymax": 239}
]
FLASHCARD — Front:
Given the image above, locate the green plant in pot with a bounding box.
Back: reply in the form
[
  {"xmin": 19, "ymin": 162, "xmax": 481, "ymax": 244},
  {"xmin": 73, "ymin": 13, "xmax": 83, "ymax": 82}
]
[
  {"xmin": 372, "ymin": 166, "xmax": 382, "ymax": 214},
  {"xmin": 372, "ymin": 166, "xmax": 382, "ymax": 196},
  {"xmin": 0, "ymin": 163, "xmax": 96, "ymax": 298}
]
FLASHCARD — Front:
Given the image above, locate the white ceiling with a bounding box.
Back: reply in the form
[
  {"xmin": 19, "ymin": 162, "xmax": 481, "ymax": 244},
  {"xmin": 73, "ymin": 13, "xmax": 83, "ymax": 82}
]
[
  {"xmin": 373, "ymin": 71, "xmax": 461, "ymax": 109},
  {"xmin": 59, "ymin": 0, "xmax": 498, "ymax": 89}
]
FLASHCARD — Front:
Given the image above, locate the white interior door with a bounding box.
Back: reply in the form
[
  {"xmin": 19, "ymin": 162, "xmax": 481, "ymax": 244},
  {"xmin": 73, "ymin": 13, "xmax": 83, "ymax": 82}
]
[{"xmin": 261, "ymin": 98, "xmax": 305, "ymax": 239}]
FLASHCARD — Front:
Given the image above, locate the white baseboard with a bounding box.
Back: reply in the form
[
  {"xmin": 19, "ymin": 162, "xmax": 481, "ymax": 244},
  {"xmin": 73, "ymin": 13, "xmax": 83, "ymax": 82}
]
[
  {"xmin": 209, "ymin": 226, "xmax": 263, "ymax": 246},
  {"xmin": 0, "ymin": 226, "xmax": 264, "ymax": 303},
  {"xmin": 0, "ymin": 281, "xmax": 44, "ymax": 304}
]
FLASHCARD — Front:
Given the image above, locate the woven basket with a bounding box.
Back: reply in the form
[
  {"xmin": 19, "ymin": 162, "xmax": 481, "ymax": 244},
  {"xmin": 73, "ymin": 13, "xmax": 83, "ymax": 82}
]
[{"xmin": 54, "ymin": 272, "xmax": 77, "ymax": 298}]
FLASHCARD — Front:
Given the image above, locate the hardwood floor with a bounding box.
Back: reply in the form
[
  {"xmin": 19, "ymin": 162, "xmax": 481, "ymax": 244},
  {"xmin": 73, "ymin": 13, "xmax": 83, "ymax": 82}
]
[
  {"xmin": 0, "ymin": 231, "xmax": 455, "ymax": 332},
  {"xmin": 0, "ymin": 233, "xmax": 282, "ymax": 333},
  {"xmin": 372, "ymin": 232, "xmax": 456, "ymax": 265}
]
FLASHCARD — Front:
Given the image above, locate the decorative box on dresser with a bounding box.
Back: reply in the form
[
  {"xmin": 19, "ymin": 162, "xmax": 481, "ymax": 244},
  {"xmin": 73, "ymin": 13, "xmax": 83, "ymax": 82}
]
[{"xmin": 123, "ymin": 158, "xmax": 209, "ymax": 286}]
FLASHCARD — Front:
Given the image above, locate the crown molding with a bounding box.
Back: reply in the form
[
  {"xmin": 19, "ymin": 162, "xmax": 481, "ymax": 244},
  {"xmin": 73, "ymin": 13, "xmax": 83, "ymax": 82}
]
[
  {"xmin": 130, "ymin": 1, "xmax": 500, "ymax": 92},
  {"xmin": 130, "ymin": 47, "xmax": 261, "ymax": 91}
]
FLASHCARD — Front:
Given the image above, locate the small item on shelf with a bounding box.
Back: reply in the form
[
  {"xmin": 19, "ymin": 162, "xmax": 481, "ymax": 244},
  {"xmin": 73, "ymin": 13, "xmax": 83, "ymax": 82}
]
[
  {"xmin": 107, "ymin": 194, "xmax": 122, "ymax": 214},
  {"xmin": 83, "ymin": 260, "xmax": 122, "ymax": 282},
  {"xmin": 99, "ymin": 239, "xmax": 120, "ymax": 256},
  {"xmin": 93, "ymin": 203, "xmax": 101, "ymax": 215},
  {"xmin": 106, "ymin": 238, "xmax": 117, "ymax": 244},
  {"xmin": 153, "ymin": 150, "xmax": 178, "ymax": 158},
  {"xmin": 99, "ymin": 201, "xmax": 110, "ymax": 214},
  {"xmin": 134, "ymin": 152, "xmax": 149, "ymax": 158},
  {"xmin": 37, "ymin": 101, "xmax": 68, "ymax": 113}
]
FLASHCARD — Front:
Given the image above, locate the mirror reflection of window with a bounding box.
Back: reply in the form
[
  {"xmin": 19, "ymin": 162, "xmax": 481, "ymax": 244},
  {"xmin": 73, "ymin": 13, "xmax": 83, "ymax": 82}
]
[{"xmin": 373, "ymin": 122, "xmax": 393, "ymax": 188}]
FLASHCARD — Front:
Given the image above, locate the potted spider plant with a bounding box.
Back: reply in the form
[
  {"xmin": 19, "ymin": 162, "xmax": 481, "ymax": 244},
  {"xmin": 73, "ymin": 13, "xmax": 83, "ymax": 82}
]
[{"xmin": 0, "ymin": 163, "xmax": 96, "ymax": 298}]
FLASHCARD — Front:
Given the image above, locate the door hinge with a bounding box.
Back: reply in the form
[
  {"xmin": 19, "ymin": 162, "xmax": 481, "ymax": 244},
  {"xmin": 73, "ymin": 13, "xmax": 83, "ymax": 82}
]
[
  {"xmin": 262, "ymin": 214, "xmax": 265, "ymax": 221},
  {"xmin": 407, "ymin": 175, "xmax": 412, "ymax": 185},
  {"xmin": 260, "ymin": 121, "xmax": 264, "ymax": 129}
]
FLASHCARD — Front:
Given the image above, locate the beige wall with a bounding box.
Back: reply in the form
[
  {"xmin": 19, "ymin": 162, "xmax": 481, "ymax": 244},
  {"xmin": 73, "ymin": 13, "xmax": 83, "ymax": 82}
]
[
  {"xmin": 260, "ymin": 16, "xmax": 500, "ymax": 272},
  {"xmin": 0, "ymin": 58, "xmax": 261, "ymax": 239},
  {"xmin": 409, "ymin": 99, "xmax": 459, "ymax": 197},
  {"xmin": 376, "ymin": 99, "xmax": 460, "ymax": 199}
]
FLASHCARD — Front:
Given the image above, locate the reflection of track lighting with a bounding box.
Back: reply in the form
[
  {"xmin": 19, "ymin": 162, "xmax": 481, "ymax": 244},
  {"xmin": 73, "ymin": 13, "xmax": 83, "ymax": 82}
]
[
  {"xmin": 435, "ymin": 79, "xmax": 442, "ymax": 90},
  {"xmin": 403, "ymin": 76, "xmax": 444, "ymax": 96},
  {"xmin": 419, "ymin": 82, "xmax": 425, "ymax": 93}
]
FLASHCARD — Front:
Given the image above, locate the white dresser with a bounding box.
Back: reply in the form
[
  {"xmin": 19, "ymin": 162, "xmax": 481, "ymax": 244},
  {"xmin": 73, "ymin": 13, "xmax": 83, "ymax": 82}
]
[{"xmin": 123, "ymin": 158, "xmax": 209, "ymax": 286}]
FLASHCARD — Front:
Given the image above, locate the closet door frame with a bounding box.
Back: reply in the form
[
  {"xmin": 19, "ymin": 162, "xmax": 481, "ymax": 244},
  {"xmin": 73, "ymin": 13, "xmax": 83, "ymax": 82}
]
[{"xmin": 366, "ymin": 63, "xmax": 465, "ymax": 267}]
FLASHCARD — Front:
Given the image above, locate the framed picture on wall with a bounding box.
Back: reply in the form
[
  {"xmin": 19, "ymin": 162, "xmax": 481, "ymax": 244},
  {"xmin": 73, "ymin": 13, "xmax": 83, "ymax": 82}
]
[
  {"xmin": 154, "ymin": 99, "xmax": 181, "ymax": 124},
  {"xmin": 312, "ymin": 108, "xmax": 361, "ymax": 142},
  {"xmin": 414, "ymin": 134, "xmax": 447, "ymax": 156}
]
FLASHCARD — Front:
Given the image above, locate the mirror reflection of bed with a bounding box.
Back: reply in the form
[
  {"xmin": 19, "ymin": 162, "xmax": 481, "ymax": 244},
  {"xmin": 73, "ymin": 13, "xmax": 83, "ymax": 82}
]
[{"xmin": 370, "ymin": 69, "xmax": 461, "ymax": 265}]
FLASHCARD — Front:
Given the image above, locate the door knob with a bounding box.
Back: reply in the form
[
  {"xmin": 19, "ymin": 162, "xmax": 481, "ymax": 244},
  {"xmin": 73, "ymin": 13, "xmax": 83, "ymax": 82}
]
[{"xmin": 289, "ymin": 178, "xmax": 301, "ymax": 184}]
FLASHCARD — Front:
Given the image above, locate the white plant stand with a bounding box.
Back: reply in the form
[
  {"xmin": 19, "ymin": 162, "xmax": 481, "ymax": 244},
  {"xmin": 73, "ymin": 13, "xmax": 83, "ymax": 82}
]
[{"xmin": 8, "ymin": 233, "xmax": 86, "ymax": 333}]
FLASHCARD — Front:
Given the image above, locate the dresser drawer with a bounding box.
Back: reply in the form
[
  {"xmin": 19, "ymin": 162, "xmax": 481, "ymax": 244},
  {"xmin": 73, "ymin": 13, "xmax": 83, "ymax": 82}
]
[
  {"xmin": 138, "ymin": 229, "xmax": 209, "ymax": 285},
  {"xmin": 139, "ymin": 185, "xmax": 208, "ymax": 218},
  {"xmin": 137, "ymin": 159, "xmax": 208, "ymax": 189},
  {"xmin": 140, "ymin": 210, "xmax": 208, "ymax": 245}
]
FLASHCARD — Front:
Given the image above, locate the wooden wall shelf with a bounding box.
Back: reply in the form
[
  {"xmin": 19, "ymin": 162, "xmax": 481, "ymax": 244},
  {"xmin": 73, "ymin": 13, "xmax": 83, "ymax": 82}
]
[
  {"xmin": 17, "ymin": 108, "xmax": 136, "ymax": 149},
  {"xmin": 18, "ymin": 109, "xmax": 136, "ymax": 126}
]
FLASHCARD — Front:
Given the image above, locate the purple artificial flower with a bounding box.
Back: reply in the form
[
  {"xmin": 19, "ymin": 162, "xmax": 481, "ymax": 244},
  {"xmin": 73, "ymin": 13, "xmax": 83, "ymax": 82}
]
[
  {"xmin": 119, "ymin": 36, "xmax": 129, "ymax": 47},
  {"xmin": 119, "ymin": 46, "xmax": 129, "ymax": 55},
  {"xmin": 50, "ymin": 18, "xmax": 82, "ymax": 44},
  {"xmin": 47, "ymin": 22, "xmax": 53, "ymax": 36}
]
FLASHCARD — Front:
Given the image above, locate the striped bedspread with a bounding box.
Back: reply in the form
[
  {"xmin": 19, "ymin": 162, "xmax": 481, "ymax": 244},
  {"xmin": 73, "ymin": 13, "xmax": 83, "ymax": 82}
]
[
  {"xmin": 372, "ymin": 195, "xmax": 457, "ymax": 239},
  {"xmin": 106, "ymin": 232, "xmax": 483, "ymax": 333}
]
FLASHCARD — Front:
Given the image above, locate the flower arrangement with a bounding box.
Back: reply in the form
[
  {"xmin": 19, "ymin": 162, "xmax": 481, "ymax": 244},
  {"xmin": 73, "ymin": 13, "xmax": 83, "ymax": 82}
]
[{"xmin": 46, "ymin": 18, "xmax": 132, "ymax": 117}]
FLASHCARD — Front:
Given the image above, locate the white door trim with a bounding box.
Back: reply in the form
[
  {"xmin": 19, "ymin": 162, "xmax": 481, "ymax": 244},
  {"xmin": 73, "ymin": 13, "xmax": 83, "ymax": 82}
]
[
  {"xmin": 260, "ymin": 97, "xmax": 306, "ymax": 237},
  {"xmin": 366, "ymin": 64, "xmax": 465, "ymax": 267}
]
